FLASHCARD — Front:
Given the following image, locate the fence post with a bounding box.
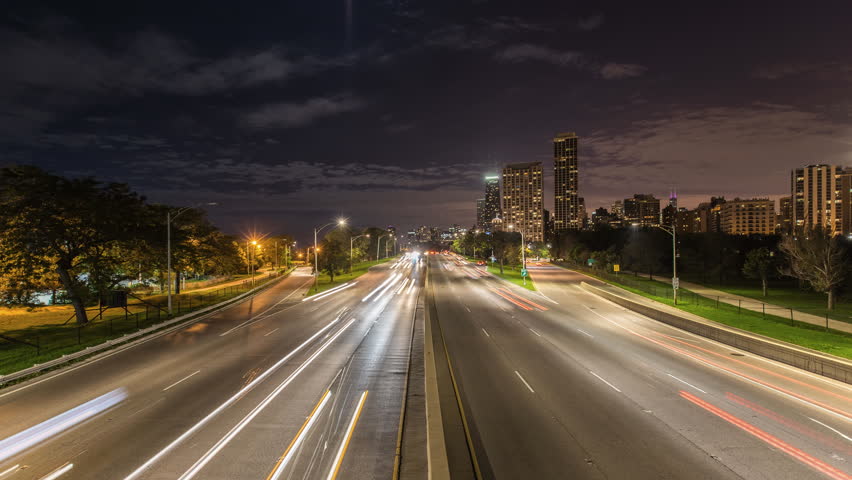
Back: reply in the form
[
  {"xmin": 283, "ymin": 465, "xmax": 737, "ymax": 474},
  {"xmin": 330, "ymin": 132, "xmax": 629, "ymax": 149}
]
[
  {"xmin": 738, "ymin": 300, "xmax": 741, "ymax": 315},
  {"xmin": 37, "ymin": 336, "xmax": 40, "ymax": 355},
  {"xmin": 77, "ymin": 326, "xmax": 81, "ymax": 344},
  {"xmin": 790, "ymin": 308, "xmax": 794, "ymax": 326},
  {"xmin": 136, "ymin": 312, "xmax": 140, "ymax": 330},
  {"xmin": 110, "ymin": 317, "xmax": 113, "ymax": 336},
  {"xmin": 826, "ymin": 313, "xmax": 829, "ymax": 332},
  {"xmin": 716, "ymin": 296, "xmax": 720, "ymax": 309},
  {"xmin": 762, "ymin": 303, "xmax": 765, "ymax": 319}
]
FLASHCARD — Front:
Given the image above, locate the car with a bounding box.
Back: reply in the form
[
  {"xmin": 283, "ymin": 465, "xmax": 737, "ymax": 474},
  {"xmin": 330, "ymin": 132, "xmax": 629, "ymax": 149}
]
[
  {"xmin": 476, "ymin": 260, "xmax": 486, "ymax": 266},
  {"xmin": 535, "ymin": 262, "xmax": 542, "ymax": 266}
]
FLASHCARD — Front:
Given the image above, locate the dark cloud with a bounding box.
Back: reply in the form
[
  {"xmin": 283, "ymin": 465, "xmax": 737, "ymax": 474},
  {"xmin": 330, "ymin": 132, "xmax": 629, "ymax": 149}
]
[
  {"xmin": 576, "ymin": 14, "xmax": 604, "ymax": 31},
  {"xmin": 242, "ymin": 95, "xmax": 366, "ymax": 129}
]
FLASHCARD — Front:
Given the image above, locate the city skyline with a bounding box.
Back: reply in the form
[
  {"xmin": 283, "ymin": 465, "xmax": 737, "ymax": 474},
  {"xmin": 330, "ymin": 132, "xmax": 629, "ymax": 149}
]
[{"xmin": 3, "ymin": 2, "xmax": 852, "ymax": 239}]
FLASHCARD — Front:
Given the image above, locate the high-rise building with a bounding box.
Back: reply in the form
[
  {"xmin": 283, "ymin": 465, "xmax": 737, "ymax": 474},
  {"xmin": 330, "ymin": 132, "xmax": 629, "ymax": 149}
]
[
  {"xmin": 502, "ymin": 162, "xmax": 544, "ymax": 242},
  {"xmin": 842, "ymin": 170, "xmax": 852, "ymax": 237},
  {"xmin": 719, "ymin": 198, "xmax": 776, "ymax": 235},
  {"xmin": 476, "ymin": 198, "xmax": 486, "ymax": 227},
  {"xmin": 623, "ymin": 194, "xmax": 661, "ymax": 227},
  {"xmin": 792, "ymin": 164, "xmax": 847, "ymax": 235},
  {"xmin": 483, "ymin": 175, "xmax": 501, "ymax": 230},
  {"xmin": 692, "ymin": 197, "xmax": 726, "ymax": 233},
  {"xmin": 553, "ymin": 132, "xmax": 580, "ymax": 231},
  {"xmin": 661, "ymin": 191, "xmax": 678, "ymax": 228},
  {"xmin": 777, "ymin": 196, "xmax": 792, "ymax": 233}
]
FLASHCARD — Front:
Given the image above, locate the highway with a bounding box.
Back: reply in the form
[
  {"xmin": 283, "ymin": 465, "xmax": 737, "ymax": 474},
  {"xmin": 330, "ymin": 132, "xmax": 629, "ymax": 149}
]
[
  {"xmin": 431, "ymin": 254, "xmax": 852, "ymax": 480},
  {"xmin": 0, "ymin": 259, "xmax": 422, "ymax": 480}
]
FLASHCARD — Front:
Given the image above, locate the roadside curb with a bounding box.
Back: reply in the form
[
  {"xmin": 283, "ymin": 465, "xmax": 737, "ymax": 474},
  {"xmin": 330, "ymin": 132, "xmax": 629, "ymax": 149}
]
[
  {"xmin": 0, "ymin": 271, "xmax": 296, "ymax": 387},
  {"xmin": 580, "ymin": 281, "xmax": 852, "ymax": 385}
]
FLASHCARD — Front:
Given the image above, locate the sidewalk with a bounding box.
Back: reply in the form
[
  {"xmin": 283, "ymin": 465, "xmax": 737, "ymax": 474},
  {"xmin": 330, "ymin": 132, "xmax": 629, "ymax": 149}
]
[{"xmin": 625, "ymin": 271, "xmax": 852, "ymax": 334}]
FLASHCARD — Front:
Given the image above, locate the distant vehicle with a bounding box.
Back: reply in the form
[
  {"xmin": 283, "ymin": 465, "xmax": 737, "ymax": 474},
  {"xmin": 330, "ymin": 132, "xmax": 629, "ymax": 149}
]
[
  {"xmin": 476, "ymin": 260, "xmax": 486, "ymax": 266},
  {"xmin": 535, "ymin": 262, "xmax": 542, "ymax": 266}
]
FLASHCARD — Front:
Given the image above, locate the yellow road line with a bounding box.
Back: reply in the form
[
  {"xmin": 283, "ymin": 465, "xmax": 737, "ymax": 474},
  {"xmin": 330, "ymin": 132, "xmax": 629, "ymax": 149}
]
[
  {"xmin": 328, "ymin": 390, "xmax": 369, "ymax": 480},
  {"xmin": 266, "ymin": 390, "xmax": 331, "ymax": 480}
]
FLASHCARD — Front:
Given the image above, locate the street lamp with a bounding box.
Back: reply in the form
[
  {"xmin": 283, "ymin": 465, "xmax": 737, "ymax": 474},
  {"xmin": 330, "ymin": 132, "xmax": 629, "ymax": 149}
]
[
  {"xmin": 633, "ymin": 221, "xmax": 679, "ymax": 304},
  {"xmin": 507, "ymin": 225, "xmax": 526, "ymax": 285},
  {"xmin": 314, "ymin": 218, "xmax": 347, "ymax": 291},
  {"xmin": 248, "ymin": 239, "xmax": 258, "ymax": 287},
  {"xmin": 376, "ymin": 234, "xmax": 389, "ymax": 262},
  {"xmin": 167, "ymin": 202, "xmax": 217, "ymax": 315},
  {"xmin": 350, "ymin": 233, "xmax": 370, "ymax": 273}
]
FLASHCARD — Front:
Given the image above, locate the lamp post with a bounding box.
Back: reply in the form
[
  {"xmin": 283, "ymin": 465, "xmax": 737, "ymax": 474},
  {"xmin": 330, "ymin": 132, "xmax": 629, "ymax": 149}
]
[
  {"xmin": 350, "ymin": 234, "xmax": 370, "ymax": 273},
  {"xmin": 376, "ymin": 234, "xmax": 389, "ymax": 262},
  {"xmin": 167, "ymin": 202, "xmax": 217, "ymax": 315},
  {"xmin": 249, "ymin": 240, "xmax": 258, "ymax": 287},
  {"xmin": 654, "ymin": 223, "xmax": 678, "ymax": 304},
  {"xmin": 507, "ymin": 225, "xmax": 526, "ymax": 285},
  {"xmin": 314, "ymin": 219, "xmax": 347, "ymax": 291}
]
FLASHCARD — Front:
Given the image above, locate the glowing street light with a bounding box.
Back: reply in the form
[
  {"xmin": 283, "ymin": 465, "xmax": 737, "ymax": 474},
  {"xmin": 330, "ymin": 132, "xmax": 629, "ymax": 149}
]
[
  {"xmin": 350, "ymin": 233, "xmax": 370, "ymax": 273},
  {"xmin": 313, "ymin": 218, "xmax": 347, "ymax": 291}
]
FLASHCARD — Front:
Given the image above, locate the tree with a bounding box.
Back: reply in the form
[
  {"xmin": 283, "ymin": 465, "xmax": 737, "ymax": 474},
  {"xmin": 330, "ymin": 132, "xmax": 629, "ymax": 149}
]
[
  {"xmin": 0, "ymin": 166, "xmax": 148, "ymax": 324},
  {"xmin": 489, "ymin": 231, "xmax": 520, "ymax": 274},
  {"xmin": 778, "ymin": 227, "xmax": 847, "ymax": 310},
  {"xmin": 742, "ymin": 247, "xmax": 776, "ymax": 297},
  {"xmin": 319, "ymin": 230, "xmax": 348, "ymax": 283}
]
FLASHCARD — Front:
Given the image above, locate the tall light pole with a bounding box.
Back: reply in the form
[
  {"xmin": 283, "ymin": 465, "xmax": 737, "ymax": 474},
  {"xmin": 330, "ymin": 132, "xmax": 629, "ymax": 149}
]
[
  {"xmin": 314, "ymin": 218, "xmax": 347, "ymax": 291},
  {"xmin": 654, "ymin": 223, "xmax": 678, "ymax": 304},
  {"xmin": 167, "ymin": 202, "xmax": 217, "ymax": 315},
  {"xmin": 248, "ymin": 240, "xmax": 258, "ymax": 287},
  {"xmin": 350, "ymin": 233, "xmax": 370, "ymax": 273},
  {"xmin": 508, "ymin": 225, "xmax": 526, "ymax": 285},
  {"xmin": 376, "ymin": 234, "xmax": 389, "ymax": 262}
]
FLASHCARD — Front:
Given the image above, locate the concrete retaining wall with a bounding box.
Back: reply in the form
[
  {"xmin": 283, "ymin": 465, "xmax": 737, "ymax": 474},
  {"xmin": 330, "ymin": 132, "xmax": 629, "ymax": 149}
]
[{"xmin": 581, "ymin": 282, "xmax": 852, "ymax": 385}]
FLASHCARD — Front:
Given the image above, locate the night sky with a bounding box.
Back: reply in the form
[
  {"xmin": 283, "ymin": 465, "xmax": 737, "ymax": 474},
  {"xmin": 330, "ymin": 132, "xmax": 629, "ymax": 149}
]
[{"xmin": 2, "ymin": 1, "xmax": 851, "ymax": 242}]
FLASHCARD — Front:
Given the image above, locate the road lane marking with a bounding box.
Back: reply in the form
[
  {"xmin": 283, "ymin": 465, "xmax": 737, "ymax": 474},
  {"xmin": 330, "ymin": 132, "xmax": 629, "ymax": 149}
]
[
  {"xmin": 395, "ymin": 278, "xmax": 410, "ymax": 294},
  {"xmin": 465, "ymin": 306, "xmax": 471, "ymax": 313},
  {"xmin": 267, "ymin": 391, "xmax": 333, "ymax": 480},
  {"xmin": 407, "ymin": 279, "xmax": 417, "ymax": 293},
  {"xmin": 123, "ymin": 315, "xmax": 348, "ymax": 480},
  {"xmin": 666, "ymin": 373, "xmax": 707, "ymax": 394},
  {"xmin": 0, "ymin": 389, "xmax": 126, "ymax": 464},
  {"xmin": 515, "ymin": 371, "xmax": 535, "ymax": 393},
  {"xmin": 264, "ymin": 328, "xmax": 279, "ymax": 337},
  {"xmin": 0, "ymin": 465, "xmax": 18, "ymax": 477},
  {"xmin": 163, "ymin": 370, "xmax": 201, "ymax": 391},
  {"xmin": 327, "ymin": 390, "xmax": 368, "ymax": 480},
  {"xmin": 584, "ymin": 303, "xmax": 852, "ymax": 421},
  {"xmin": 529, "ymin": 328, "xmax": 542, "ymax": 337},
  {"xmin": 809, "ymin": 418, "xmax": 852, "ymax": 443},
  {"xmin": 39, "ymin": 463, "xmax": 73, "ymax": 480},
  {"xmin": 482, "ymin": 328, "xmax": 490, "ymax": 337},
  {"xmin": 590, "ymin": 371, "xmax": 621, "ymax": 393},
  {"xmin": 176, "ymin": 318, "xmax": 357, "ymax": 480},
  {"xmin": 576, "ymin": 328, "xmax": 594, "ymax": 338},
  {"xmin": 680, "ymin": 391, "xmax": 851, "ymax": 480}
]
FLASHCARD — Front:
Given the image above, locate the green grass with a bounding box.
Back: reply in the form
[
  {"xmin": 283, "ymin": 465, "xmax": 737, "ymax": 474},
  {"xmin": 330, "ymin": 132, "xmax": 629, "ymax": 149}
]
[
  {"xmin": 0, "ymin": 270, "xmax": 290, "ymax": 376},
  {"xmin": 580, "ymin": 270, "xmax": 852, "ymax": 361},
  {"xmin": 310, "ymin": 258, "xmax": 394, "ymax": 295},
  {"xmin": 692, "ymin": 283, "xmax": 852, "ymax": 324},
  {"xmin": 487, "ymin": 264, "xmax": 536, "ymax": 291}
]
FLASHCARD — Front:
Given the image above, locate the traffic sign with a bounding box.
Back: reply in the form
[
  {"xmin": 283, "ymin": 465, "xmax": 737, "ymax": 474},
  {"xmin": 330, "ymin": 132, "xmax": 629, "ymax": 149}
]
[
  {"xmin": 672, "ymin": 277, "xmax": 679, "ymax": 289},
  {"xmin": 613, "ymin": 264, "xmax": 620, "ymax": 272},
  {"xmin": 521, "ymin": 268, "xmax": 528, "ymax": 277}
]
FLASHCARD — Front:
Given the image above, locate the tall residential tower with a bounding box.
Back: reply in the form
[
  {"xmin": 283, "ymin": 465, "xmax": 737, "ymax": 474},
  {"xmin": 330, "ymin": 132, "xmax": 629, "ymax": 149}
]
[
  {"xmin": 553, "ymin": 132, "xmax": 579, "ymax": 231},
  {"xmin": 483, "ymin": 175, "xmax": 501, "ymax": 230},
  {"xmin": 502, "ymin": 162, "xmax": 544, "ymax": 242}
]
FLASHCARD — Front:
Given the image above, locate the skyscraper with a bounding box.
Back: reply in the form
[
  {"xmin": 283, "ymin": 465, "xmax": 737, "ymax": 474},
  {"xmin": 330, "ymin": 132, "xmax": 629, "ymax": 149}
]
[
  {"xmin": 623, "ymin": 194, "xmax": 661, "ymax": 227},
  {"xmin": 502, "ymin": 162, "xmax": 544, "ymax": 242},
  {"xmin": 719, "ymin": 198, "xmax": 776, "ymax": 235},
  {"xmin": 553, "ymin": 132, "xmax": 579, "ymax": 231},
  {"xmin": 792, "ymin": 165, "xmax": 847, "ymax": 235},
  {"xmin": 476, "ymin": 198, "xmax": 486, "ymax": 227},
  {"xmin": 483, "ymin": 175, "xmax": 501, "ymax": 229}
]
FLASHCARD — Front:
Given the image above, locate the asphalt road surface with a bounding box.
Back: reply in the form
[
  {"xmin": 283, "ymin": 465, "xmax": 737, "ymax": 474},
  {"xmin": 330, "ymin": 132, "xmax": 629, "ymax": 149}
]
[
  {"xmin": 0, "ymin": 259, "xmax": 422, "ymax": 480},
  {"xmin": 431, "ymin": 254, "xmax": 852, "ymax": 480}
]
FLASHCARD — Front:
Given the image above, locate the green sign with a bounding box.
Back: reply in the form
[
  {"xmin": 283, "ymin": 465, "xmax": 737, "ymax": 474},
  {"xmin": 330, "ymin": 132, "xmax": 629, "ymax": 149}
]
[{"xmin": 521, "ymin": 268, "xmax": 528, "ymax": 277}]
